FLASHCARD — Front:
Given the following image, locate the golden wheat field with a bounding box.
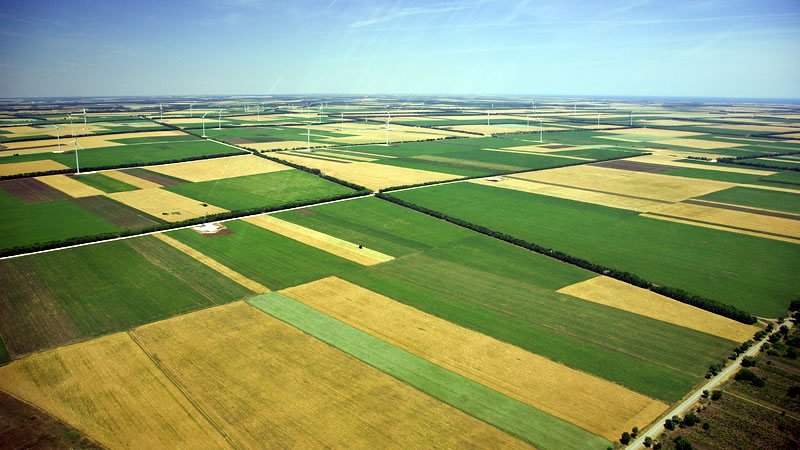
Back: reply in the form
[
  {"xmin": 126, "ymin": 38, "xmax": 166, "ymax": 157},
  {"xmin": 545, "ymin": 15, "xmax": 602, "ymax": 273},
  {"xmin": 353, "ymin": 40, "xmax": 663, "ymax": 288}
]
[
  {"xmin": 35, "ymin": 174, "xmax": 105, "ymax": 197},
  {"xmin": 131, "ymin": 301, "xmax": 530, "ymax": 449},
  {"xmin": 106, "ymin": 188, "xmax": 228, "ymax": 222},
  {"xmin": 0, "ymin": 160, "xmax": 69, "ymax": 177},
  {"xmin": 147, "ymin": 154, "xmax": 290, "ymax": 182}
]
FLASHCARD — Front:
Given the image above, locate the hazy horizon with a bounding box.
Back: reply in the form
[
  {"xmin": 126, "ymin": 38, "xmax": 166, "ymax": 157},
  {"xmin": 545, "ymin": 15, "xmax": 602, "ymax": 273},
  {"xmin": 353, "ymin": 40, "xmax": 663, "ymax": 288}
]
[{"xmin": 2, "ymin": 0, "xmax": 799, "ymax": 99}]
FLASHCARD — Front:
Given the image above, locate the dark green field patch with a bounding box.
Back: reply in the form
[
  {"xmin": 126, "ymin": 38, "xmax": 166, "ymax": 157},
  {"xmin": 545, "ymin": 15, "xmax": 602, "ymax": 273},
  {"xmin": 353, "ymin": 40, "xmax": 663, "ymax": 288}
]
[
  {"xmin": 163, "ymin": 170, "xmax": 353, "ymax": 211},
  {"xmin": 695, "ymin": 186, "xmax": 800, "ymax": 215},
  {"xmin": 70, "ymin": 195, "xmax": 165, "ymax": 228},
  {"xmin": 551, "ymin": 147, "xmax": 645, "ymax": 160},
  {"xmin": 390, "ymin": 183, "xmax": 800, "ymax": 317},
  {"xmin": 661, "ymin": 167, "xmax": 764, "ymax": 184},
  {"xmin": 0, "ymin": 235, "xmax": 253, "ymax": 358},
  {"xmin": 73, "ymin": 173, "xmax": 139, "ymax": 193}
]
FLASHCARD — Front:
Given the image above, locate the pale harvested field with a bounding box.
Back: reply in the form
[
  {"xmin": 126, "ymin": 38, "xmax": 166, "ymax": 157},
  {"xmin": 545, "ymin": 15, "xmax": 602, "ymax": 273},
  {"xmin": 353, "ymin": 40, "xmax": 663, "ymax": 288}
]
[
  {"xmin": 776, "ymin": 132, "xmax": 800, "ymax": 139},
  {"xmin": 626, "ymin": 154, "xmax": 775, "ymax": 175},
  {"xmin": 593, "ymin": 135, "xmax": 642, "ymax": 143},
  {"xmin": 246, "ymin": 140, "xmax": 326, "ymax": 151},
  {"xmin": 761, "ymin": 157, "xmax": 800, "ymax": 164},
  {"xmin": 0, "ymin": 130, "xmax": 190, "ymax": 154},
  {"xmin": 154, "ymin": 233, "xmax": 268, "ymax": 292},
  {"xmin": 641, "ymin": 213, "xmax": 800, "ymax": 244},
  {"xmin": 147, "ymin": 155, "xmax": 290, "ymax": 182},
  {"xmin": 102, "ymin": 170, "xmax": 162, "ymax": 189},
  {"xmin": 281, "ymin": 277, "xmax": 667, "ymax": 441},
  {"xmin": 273, "ymin": 153, "xmax": 459, "ymax": 190},
  {"xmin": 304, "ymin": 122, "xmax": 465, "ymax": 144},
  {"xmin": 709, "ymin": 124, "xmax": 799, "ymax": 134},
  {"xmin": 558, "ymin": 276, "xmax": 758, "ymax": 342},
  {"xmin": 607, "ymin": 128, "xmax": 704, "ymax": 138},
  {"xmin": 643, "ymin": 120, "xmax": 714, "ymax": 127},
  {"xmin": 131, "ymin": 301, "xmax": 529, "ymax": 449},
  {"xmin": 0, "ymin": 333, "xmax": 231, "ymax": 449},
  {"xmin": 0, "ymin": 160, "xmax": 69, "ymax": 176},
  {"xmin": 107, "ymin": 188, "xmax": 228, "ymax": 222},
  {"xmin": 311, "ymin": 151, "xmax": 376, "ymax": 161},
  {"xmin": 0, "ymin": 124, "xmax": 107, "ymax": 139},
  {"xmin": 244, "ymin": 215, "xmax": 393, "ymax": 265},
  {"xmin": 714, "ymin": 136, "xmax": 778, "ymax": 143},
  {"xmin": 648, "ymin": 202, "xmax": 800, "ymax": 239},
  {"xmin": 442, "ymin": 124, "xmax": 564, "ymax": 136},
  {"xmin": 412, "ymin": 154, "xmax": 527, "ymax": 171},
  {"xmin": 160, "ymin": 117, "xmax": 210, "ymax": 125},
  {"xmin": 652, "ymin": 138, "xmax": 743, "ymax": 150},
  {"xmin": 469, "ymin": 178, "xmax": 666, "ymax": 212},
  {"xmin": 513, "ymin": 165, "xmax": 735, "ymax": 202},
  {"xmin": 35, "ymin": 174, "xmax": 105, "ymax": 197}
]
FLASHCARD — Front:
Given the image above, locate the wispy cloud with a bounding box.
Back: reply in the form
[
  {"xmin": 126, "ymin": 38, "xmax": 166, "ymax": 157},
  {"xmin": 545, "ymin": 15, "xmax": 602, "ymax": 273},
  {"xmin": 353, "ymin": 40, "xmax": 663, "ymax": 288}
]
[{"xmin": 349, "ymin": 4, "xmax": 475, "ymax": 28}]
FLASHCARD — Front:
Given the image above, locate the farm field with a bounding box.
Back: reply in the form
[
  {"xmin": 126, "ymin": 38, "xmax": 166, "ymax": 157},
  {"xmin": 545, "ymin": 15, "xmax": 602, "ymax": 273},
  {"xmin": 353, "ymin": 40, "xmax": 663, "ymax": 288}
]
[
  {"xmin": 0, "ymin": 235, "xmax": 253, "ymax": 358},
  {"xmin": 389, "ymin": 182, "xmax": 800, "ymax": 317},
  {"xmin": 248, "ymin": 292, "xmax": 609, "ymax": 449},
  {"xmin": 2, "ymin": 96, "xmax": 799, "ymax": 449},
  {"xmin": 132, "ymin": 301, "xmax": 530, "ymax": 448}
]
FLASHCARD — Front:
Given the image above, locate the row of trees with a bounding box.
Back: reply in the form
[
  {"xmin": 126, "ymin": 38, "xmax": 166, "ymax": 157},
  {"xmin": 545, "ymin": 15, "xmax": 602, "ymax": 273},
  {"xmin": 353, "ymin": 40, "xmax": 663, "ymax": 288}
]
[{"xmin": 375, "ymin": 192, "xmax": 757, "ymax": 325}]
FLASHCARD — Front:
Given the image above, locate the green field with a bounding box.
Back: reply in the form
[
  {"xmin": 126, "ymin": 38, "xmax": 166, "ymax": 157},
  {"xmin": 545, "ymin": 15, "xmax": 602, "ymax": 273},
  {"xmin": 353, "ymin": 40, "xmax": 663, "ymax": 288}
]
[
  {"xmin": 163, "ymin": 170, "xmax": 354, "ymax": 211},
  {"xmin": 166, "ymin": 220, "xmax": 362, "ymax": 290},
  {"xmin": 696, "ymin": 186, "xmax": 800, "ymax": 214},
  {"xmin": 0, "ymin": 235, "xmax": 253, "ymax": 358},
  {"xmin": 0, "ymin": 139, "xmax": 243, "ymax": 172},
  {"xmin": 74, "ymin": 173, "xmax": 139, "ymax": 193},
  {"xmin": 390, "ymin": 182, "xmax": 800, "ymax": 317},
  {"xmin": 0, "ymin": 189, "xmax": 120, "ymax": 250},
  {"xmin": 247, "ymin": 292, "xmax": 611, "ymax": 449}
]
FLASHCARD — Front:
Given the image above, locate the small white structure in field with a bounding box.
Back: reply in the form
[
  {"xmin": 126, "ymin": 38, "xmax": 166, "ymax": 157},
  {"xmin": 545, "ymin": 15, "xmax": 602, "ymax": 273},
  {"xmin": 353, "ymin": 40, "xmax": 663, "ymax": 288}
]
[
  {"xmin": 485, "ymin": 177, "xmax": 503, "ymax": 182},
  {"xmin": 193, "ymin": 222, "xmax": 223, "ymax": 234}
]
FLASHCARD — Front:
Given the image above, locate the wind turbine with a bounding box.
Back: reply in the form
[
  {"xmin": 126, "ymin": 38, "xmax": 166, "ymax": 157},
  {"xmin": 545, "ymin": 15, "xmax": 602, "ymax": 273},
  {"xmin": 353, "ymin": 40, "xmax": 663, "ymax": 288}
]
[
  {"xmin": 73, "ymin": 137, "xmax": 83, "ymax": 174},
  {"xmin": 526, "ymin": 115, "xmax": 530, "ymax": 131},
  {"xmin": 307, "ymin": 123, "xmax": 311, "ymax": 151},
  {"xmin": 189, "ymin": 102, "xmax": 194, "ymax": 117},
  {"xmin": 52, "ymin": 125, "xmax": 61, "ymax": 152},
  {"xmin": 201, "ymin": 112, "xmax": 208, "ymax": 137},
  {"xmin": 597, "ymin": 113, "xmax": 600, "ymax": 129},
  {"xmin": 160, "ymin": 104, "xmax": 163, "ymax": 121},
  {"xmin": 318, "ymin": 104, "xmax": 323, "ymax": 123},
  {"xmin": 487, "ymin": 111, "xmax": 490, "ymax": 126},
  {"xmin": 83, "ymin": 108, "xmax": 87, "ymax": 130},
  {"xmin": 538, "ymin": 117, "xmax": 544, "ymax": 143},
  {"xmin": 218, "ymin": 110, "xmax": 222, "ymax": 129},
  {"xmin": 341, "ymin": 112, "xmax": 344, "ymax": 132},
  {"xmin": 630, "ymin": 111, "xmax": 633, "ymax": 126},
  {"xmin": 68, "ymin": 115, "xmax": 74, "ymax": 136}
]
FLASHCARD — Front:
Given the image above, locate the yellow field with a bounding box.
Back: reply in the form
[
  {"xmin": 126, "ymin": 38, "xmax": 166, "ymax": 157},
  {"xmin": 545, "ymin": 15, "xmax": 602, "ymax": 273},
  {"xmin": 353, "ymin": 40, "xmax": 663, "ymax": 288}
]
[
  {"xmin": 147, "ymin": 155, "xmax": 290, "ymax": 182},
  {"xmin": 280, "ymin": 277, "xmax": 668, "ymax": 440},
  {"xmin": 35, "ymin": 174, "xmax": 105, "ymax": 197},
  {"xmin": 627, "ymin": 154, "xmax": 775, "ymax": 175},
  {"xmin": 607, "ymin": 128, "xmax": 703, "ymax": 138},
  {"xmin": 0, "ymin": 124, "xmax": 107, "ymax": 139},
  {"xmin": 107, "ymin": 188, "xmax": 228, "ymax": 222},
  {"xmin": 761, "ymin": 157, "xmax": 800, "ymax": 164},
  {"xmin": 243, "ymin": 215, "xmax": 394, "ymax": 265},
  {"xmin": 652, "ymin": 138, "xmax": 743, "ymax": 150},
  {"xmin": 273, "ymin": 152, "xmax": 459, "ymax": 190},
  {"xmin": 412, "ymin": 154, "xmax": 526, "ymax": 171},
  {"xmin": 246, "ymin": 140, "xmax": 324, "ymax": 151},
  {"xmin": 641, "ymin": 213, "xmax": 800, "ymax": 244},
  {"xmin": 131, "ymin": 302, "xmax": 528, "ymax": 448},
  {"xmin": 315, "ymin": 122, "xmax": 464, "ymax": 144},
  {"xmin": 558, "ymin": 276, "xmax": 758, "ymax": 342},
  {"xmin": 0, "ymin": 130, "xmax": 190, "ymax": 154},
  {"xmin": 777, "ymin": 132, "xmax": 800, "ymax": 139},
  {"xmin": 643, "ymin": 120, "xmax": 713, "ymax": 127},
  {"xmin": 512, "ymin": 165, "xmax": 734, "ymax": 202},
  {"xmin": 154, "ymin": 233, "xmax": 269, "ymax": 292},
  {"xmin": 310, "ymin": 151, "xmax": 376, "ymax": 161},
  {"xmin": 0, "ymin": 333, "xmax": 231, "ymax": 449},
  {"xmin": 710, "ymin": 124, "xmax": 800, "ymax": 133},
  {"xmin": 649, "ymin": 202, "xmax": 800, "ymax": 239},
  {"xmin": 469, "ymin": 178, "xmax": 666, "ymax": 212},
  {"xmin": 101, "ymin": 170, "xmax": 162, "ymax": 189},
  {"xmin": 0, "ymin": 160, "xmax": 69, "ymax": 177},
  {"xmin": 593, "ymin": 135, "xmax": 642, "ymax": 143}
]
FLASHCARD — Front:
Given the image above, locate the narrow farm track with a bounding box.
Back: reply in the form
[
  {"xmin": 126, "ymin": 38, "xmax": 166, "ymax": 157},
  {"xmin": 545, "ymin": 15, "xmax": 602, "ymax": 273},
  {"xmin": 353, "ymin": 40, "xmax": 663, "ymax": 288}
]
[{"xmin": 626, "ymin": 320, "xmax": 793, "ymax": 449}]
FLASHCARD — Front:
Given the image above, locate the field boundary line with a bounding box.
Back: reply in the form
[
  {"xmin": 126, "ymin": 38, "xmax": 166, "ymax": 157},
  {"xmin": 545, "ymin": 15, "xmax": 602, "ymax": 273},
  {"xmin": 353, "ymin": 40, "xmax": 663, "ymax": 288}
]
[
  {"xmin": 153, "ymin": 233, "xmax": 270, "ymax": 293},
  {"xmin": 0, "ymin": 386, "xmax": 108, "ymax": 449},
  {"xmin": 723, "ymin": 391, "xmax": 800, "ymax": 421},
  {"xmin": 126, "ymin": 331, "xmax": 237, "ymax": 450}
]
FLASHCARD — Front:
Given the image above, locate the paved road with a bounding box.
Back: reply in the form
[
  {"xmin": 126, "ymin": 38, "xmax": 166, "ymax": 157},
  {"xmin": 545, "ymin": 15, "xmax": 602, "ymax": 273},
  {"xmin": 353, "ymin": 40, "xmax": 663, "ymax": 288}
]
[{"xmin": 627, "ymin": 320, "xmax": 791, "ymax": 449}]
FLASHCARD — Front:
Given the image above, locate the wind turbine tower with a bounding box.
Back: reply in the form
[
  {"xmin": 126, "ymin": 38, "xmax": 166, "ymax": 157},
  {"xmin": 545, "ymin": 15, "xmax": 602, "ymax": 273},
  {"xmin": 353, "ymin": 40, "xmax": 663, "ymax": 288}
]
[
  {"xmin": 160, "ymin": 104, "xmax": 163, "ymax": 121},
  {"xmin": 218, "ymin": 110, "xmax": 222, "ymax": 129},
  {"xmin": 52, "ymin": 125, "xmax": 61, "ymax": 152},
  {"xmin": 83, "ymin": 109, "xmax": 87, "ymax": 130},
  {"xmin": 201, "ymin": 113, "xmax": 208, "ymax": 137}
]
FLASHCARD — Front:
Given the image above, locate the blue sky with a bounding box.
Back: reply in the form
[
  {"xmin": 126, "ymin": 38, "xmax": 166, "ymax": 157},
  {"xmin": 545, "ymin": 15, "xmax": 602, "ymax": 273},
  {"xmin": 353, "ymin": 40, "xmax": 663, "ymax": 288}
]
[{"xmin": 1, "ymin": 0, "xmax": 798, "ymax": 98}]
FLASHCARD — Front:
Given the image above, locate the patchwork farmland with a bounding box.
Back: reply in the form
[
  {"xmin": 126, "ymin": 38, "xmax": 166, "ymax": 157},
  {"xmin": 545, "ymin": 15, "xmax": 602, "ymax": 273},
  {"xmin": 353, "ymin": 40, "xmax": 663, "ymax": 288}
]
[{"xmin": 0, "ymin": 96, "xmax": 798, "ymax": 449}]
